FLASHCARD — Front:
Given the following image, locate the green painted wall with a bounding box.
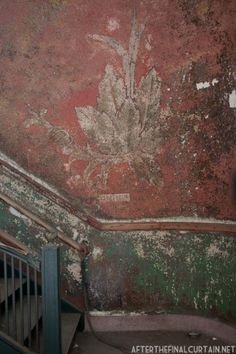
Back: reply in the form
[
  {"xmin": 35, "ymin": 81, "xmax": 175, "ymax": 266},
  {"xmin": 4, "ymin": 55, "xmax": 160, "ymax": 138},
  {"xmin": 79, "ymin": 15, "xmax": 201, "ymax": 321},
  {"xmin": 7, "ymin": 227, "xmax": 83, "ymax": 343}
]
[{"xmin": 0, "ymin": 192, "xmax": 236, "ymax": 320}]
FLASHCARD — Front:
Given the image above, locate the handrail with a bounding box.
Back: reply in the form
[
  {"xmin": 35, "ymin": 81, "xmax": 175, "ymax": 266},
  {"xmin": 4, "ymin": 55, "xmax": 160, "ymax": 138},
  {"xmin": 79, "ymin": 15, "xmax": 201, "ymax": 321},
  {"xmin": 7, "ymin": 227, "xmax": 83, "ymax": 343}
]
[
  {"xmin": 0, "ymin": 244, "xmax": 41, "ymax": 271},
  {"xmin": 1, "ymin": 154, "xmax": 236, "ymax": 234},
  {"xmin": 0, "ymin": 192, "xmax": 90, "ymax": 257}
]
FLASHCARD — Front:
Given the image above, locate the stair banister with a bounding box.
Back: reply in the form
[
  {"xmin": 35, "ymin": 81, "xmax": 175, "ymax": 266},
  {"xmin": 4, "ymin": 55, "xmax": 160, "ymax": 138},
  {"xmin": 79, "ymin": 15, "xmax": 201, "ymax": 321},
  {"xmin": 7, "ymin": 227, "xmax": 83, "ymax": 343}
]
[{"xmin": 42, "ymin": 244, "xmax": 62, "ymax": 354}]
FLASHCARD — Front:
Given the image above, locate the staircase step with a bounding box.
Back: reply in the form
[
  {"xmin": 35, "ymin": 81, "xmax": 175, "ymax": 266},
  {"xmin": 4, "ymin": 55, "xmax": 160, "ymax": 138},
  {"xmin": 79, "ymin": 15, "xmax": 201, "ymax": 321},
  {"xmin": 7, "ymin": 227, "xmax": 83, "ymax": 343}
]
[
  {"xmin": 0, "ymin": 278, "xmax": 26, "ymax": 303},
  {"xmin": 61, "ymin": 313, "xmax": 81, "ymax": 354},
  {"xmin": 32, "ymin": 312, "xmax": 81, "ymax": 354},
  {"xmin": 1, "ymin": 296, "xmax": 42, "ymax": 342}
]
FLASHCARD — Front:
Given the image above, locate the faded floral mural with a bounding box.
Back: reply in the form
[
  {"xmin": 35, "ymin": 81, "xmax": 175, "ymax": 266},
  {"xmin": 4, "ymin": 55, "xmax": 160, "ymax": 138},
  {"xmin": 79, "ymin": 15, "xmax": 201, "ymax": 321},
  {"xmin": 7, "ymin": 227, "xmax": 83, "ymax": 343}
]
[{"xmin": 25, "ymin": 13, "xmax": 163, "ymax": 187}]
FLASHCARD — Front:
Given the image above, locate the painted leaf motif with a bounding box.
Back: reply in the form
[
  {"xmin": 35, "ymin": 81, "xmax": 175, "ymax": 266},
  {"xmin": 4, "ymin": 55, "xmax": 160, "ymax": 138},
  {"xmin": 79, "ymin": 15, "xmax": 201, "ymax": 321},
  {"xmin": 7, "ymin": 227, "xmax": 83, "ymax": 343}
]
[
  {"xmin": 97, "ymin": 64, "xmax": 126, "ymax": 133},
  {"xmin": 139, "ymin": 127, "xmax": 162, "ymax": 154},
  {"xmin": 131, "ymin": 154, "xmax": 162, "ymax": 186},
  {"xmin": 75, "ymin": 106, "xmax": 119, "ymax": 154},
  {"xmin": 119, "ymin": 99, "xmax": 140, "ymax": 133},
  {"xmin": 117, "ymin": 99, "xmax": 141, "ymax": 152},
  {"xmin": 136, "ymin": 68, "xmax": 161, "ymax": 131},
  {"xmin": 25, "ymin": 14, "xmax": 165, "ymax": 188}
]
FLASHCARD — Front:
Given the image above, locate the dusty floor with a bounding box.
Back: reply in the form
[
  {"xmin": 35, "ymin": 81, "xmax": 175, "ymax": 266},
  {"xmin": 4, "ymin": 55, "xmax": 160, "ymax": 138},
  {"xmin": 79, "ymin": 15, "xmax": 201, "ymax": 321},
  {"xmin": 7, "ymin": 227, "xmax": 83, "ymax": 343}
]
[{"xmin": 71, "ymin": 331, "xmax": 228, "ymax": 354}]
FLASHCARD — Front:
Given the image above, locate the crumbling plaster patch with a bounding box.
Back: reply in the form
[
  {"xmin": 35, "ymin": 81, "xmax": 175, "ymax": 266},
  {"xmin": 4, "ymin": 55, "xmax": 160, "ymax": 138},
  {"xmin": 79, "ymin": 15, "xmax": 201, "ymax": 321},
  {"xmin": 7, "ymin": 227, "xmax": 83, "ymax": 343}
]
[{"xmin": 229, "ymin": 90, "xmax": 236, "ymax": 108}]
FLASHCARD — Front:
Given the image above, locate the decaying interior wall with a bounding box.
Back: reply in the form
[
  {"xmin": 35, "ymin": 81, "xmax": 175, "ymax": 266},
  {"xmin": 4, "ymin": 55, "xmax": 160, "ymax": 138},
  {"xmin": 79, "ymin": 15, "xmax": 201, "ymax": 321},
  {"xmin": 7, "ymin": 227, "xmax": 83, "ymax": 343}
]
[
  {"xmin": 0, "ymin": 0, "xmax": 236, "ymax": 320},
  {"xmin": 1, "ymin": 157, "xmax": 236, "ymax": 320}
]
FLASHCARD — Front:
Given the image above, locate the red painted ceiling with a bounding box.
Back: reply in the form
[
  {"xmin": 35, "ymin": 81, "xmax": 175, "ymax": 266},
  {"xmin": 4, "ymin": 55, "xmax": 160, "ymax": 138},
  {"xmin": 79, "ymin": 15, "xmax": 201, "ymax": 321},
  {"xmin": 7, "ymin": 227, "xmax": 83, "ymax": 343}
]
[{"xmin": 0, "ymin": 0, "xmax": 236, "ymax": 220}]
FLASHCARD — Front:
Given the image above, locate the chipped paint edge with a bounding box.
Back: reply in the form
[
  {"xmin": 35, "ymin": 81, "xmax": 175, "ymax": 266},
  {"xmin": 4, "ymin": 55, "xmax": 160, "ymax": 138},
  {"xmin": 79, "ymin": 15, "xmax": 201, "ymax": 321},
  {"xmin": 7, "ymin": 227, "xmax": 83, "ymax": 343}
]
[{"xmin": 0, "ymin": 151, "xmax": 65, "ymax": 199}]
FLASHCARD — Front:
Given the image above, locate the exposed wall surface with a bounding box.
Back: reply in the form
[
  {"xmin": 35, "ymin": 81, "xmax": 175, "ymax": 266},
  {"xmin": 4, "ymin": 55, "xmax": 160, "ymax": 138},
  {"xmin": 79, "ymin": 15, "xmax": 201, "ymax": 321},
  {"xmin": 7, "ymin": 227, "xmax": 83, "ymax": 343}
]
[
  {"xmin": 0, "ymin": 0, "xmax": 236, "ymax": 322},
  {"xmin": 0, "ymin": 162, "xmax": 236, "ymax": 321},
  {"xmin": 0, "ymin": 0, "xmax": 235, "ymax": 219},
  {"xmin": 1, "ymin": 198, "xmax": 236, "ymax": 319}
]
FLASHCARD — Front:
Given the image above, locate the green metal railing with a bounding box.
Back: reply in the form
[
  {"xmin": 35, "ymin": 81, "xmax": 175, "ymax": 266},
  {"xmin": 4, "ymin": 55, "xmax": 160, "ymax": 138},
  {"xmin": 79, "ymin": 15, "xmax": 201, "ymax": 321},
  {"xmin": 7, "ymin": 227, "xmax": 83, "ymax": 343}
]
[{"xmin": 0, "ymin": 244, "xmax": 62, "ymax": 354}]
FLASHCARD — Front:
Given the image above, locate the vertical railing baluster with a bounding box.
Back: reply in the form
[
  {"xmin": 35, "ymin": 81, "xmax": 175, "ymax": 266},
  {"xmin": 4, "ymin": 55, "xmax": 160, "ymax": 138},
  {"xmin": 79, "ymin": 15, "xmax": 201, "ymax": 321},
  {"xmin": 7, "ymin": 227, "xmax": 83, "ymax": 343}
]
[
  {"xmin": 11, "ymin": 256, "xmax": 16, "ymax": 340},
  {"xmin": 19, "ymin": 259, "xmax": 24, "ymax": 344},
  {"xmin": 3, "ymin": 252, "xmax": 9, "ymax": 335},
  {"xmin": 34, "ymin": 268, "xmax": 39, "ymax": 353},
  {"xmin": 26, "ymin": 263, "xmax": 31, "ymax": 348},
  {"xmin": 42, "ymin": 245, "xmax": 61, "ymax": 354},
  {"xmin": 0, "ymin": 244, "xmax": 64, "ymax": 354}
]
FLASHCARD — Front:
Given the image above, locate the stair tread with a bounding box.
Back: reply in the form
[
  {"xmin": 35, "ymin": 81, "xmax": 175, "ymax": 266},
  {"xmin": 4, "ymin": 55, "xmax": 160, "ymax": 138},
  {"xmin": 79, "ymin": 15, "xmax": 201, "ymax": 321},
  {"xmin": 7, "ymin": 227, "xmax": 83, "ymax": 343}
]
[
  {"xmin": 1, "ymin": 295, "xmax": 42, "ymax": 342},
  {"xmin": 0, "ymin": 278, "xmax": 26, "ymax": 303},
  {"xmin": 61, "ymin": 312, "xmax": 81, "ymax": 354}
]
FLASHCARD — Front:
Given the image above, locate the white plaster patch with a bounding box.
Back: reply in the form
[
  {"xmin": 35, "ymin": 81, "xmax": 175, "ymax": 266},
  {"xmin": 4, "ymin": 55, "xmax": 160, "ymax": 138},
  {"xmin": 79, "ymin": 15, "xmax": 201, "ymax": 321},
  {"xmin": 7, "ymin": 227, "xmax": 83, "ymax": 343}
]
[
  {"xmin": 67, "ymin": 249, "xmax": 82, "ymax": 283},
  {"xmin": 211, "ymin": 78, "xmax": 219, "ymax": 86},
  {"xmin": 67, "ymin": 263, "xmax": 82, "ymax": 283},
  {"xmin": 204, "ymin": 294, "xmax": 208, "ymax": 306},
  {"xmin": 229, "ymin": 90, "xmax": 236, "ymax": 108},
  {"xmin": 64, "ymin": 163, "xmax": 71, "ymax": 172},
  {"xmin": 72, "ymin": 228, "xmax": 79, "ymax": 240},
  {"xmin": 196, "ymin": 81, "xmax": 210, "ymax": 90},
  {"xmin": 166, "ymin": 247, "xmax": 175, "ymax": 257},
  {"xmin": 9, "ymin": 207, "xmax": 32, "ymax": 224},
  {"xmin": 92, "ymin": 246, "xmax": 103, "ymax": 260},
  {"xmin": 135, "ymin": 243, "xmax": 145, "ymax": 258},
  {"xmin": 196, "ymin": 78, "xmax": 219, "ymax": 90},
  {"xmin": 107, "ymin": 18, "xmax": 120, "ymax": 32},
  {"xmin": 66, "ymin": 175, "xmax": 81, "ymax": 188},
  {"xmin": 207, "ymin": 244, "xmax": 229, "ymax": 257}
]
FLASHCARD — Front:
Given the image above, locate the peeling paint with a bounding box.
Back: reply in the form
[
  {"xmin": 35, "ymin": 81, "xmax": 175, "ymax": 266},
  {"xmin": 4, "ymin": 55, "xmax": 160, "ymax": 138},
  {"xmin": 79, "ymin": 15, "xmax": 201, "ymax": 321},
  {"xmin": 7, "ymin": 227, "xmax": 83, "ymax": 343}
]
[
  {"xmin": 196, "ymin": 79, "xmax": 219, "ymax": 90},
  {"xmin": 211, "ymin": 78, "xmax": 219, "ymax": 86},
  {"xmin": 0, "ymin": 152, "xmax": 64, "ymax": 198},
  {"xmin": 92, "ymin": 246, "xmax": 103, "ymax": 260},
  {"xmin": 72, "ymin": 228, "xmax": 79, "ymax": 240},
  {"xmin": 0, "ymin": 0, "xmax": 236, "ymax": 319},
  {"xmin": 196, "ymin": 81, "xmax": 211, "ymax": 90},
  {"xmin": 134, "ymin": 242, "xmax": 145, "ymax": 258},
  {"xmin": 66, "ymin": 249, "xmax": 82, "ymax": 283},
  {"xmin": 67, "ymin": 262, "xmax": 82, "ymax": 283},
  {"xmin": 207, "ymin": 244, "xmax": 229, "ymax": 258},
  {"xmin": 107, "ymin": 18, "xmax": 120, "ymax": 32},
  {"xmin": 229, "ymin": 90, "xmax": 236, "ymax": 108},
  {"xmin": 9, "ymin": 206, "xmax": 32, "ymax": 224}
]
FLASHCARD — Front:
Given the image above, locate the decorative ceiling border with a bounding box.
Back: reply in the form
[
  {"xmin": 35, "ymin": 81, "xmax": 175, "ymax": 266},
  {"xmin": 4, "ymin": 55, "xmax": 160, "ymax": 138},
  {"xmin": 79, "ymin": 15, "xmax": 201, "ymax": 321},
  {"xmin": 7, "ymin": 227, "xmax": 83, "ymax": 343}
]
[
  {"xmin": 1, "ymin": 152, "xmax": 236, "ymax": 234},
  {"xmin": 88, "ymin": 216, "xmax": 236, "ymax": 233}
]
